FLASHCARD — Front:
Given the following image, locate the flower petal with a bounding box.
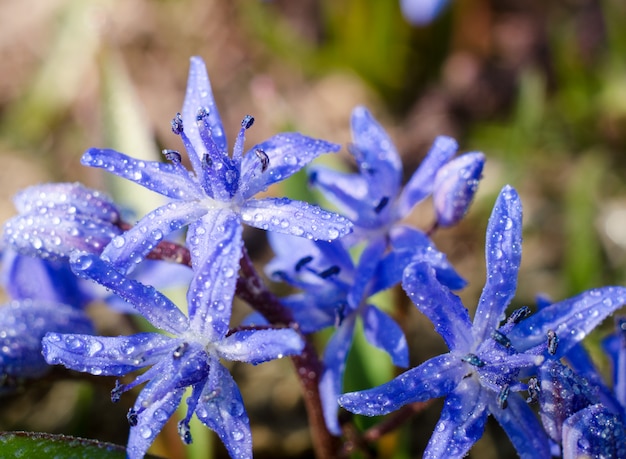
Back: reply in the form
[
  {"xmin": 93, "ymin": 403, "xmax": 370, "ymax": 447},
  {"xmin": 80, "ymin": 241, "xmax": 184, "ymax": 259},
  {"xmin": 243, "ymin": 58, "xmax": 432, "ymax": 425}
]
[
  {"xmin": 472, "ymin": 185, "xmax": 522, "ymax": 344},
  {"xmin": 320, "ymin": 314, "xmax": 357, "ymax": 435},
  {"xmin": 42, "ymin": 332, "xmax": 172, "ymax": 376},
  {"xmin": 82, "ymin": 148, "xmax": 202, "ymax": 200},
  {"xmin": 396, "ymin": 135, "xmax": 458, "ymax": 217},
  {"xmin": 362, "ymin": 305, "xmax": 408, "ymax": 367},
  {"xmin": 489, "ymin": 392, "xmax": 552, "ymax": 459},
  {"xmin": 348, "ymin": 235, "xmax": 385, "ymax": 309},
  {"xmin": 424, "ymin": 378, "xmax": 488, "ymax": 459},
  {"xmin": 1, "ymin": 301, "xmax": 93, "ymax": 379},
  {"xmin": 562, "ymin": 404, "xmax": 626, "ymax": 459},
  {"xmin": 402, "ymin": 261, "xmax": 473, "ymax": 352},
  {"xmin": 338, "ymin": 353, "xmax": 464, "ymax": 415},
  {"xmin": 218, "ymin": 328, "xmax": 304, "ymax": 364},
  {"xmin": 240, "ymin": 133, "xmax": 340, "ymax": 199},
  {"xmin": 186, "ymin": 211, "xmax": 242, "ymax": 339},
  {"xmin": 508, "ymin": 286, "xmax": 626, "ymax": 356},
  {"xmin": 70, "ymin": 253, "xmax": 189, "ymax": 334},
  {"xmin": 102, "ymin": 200, "xmax": 208, "ymax": 274},
  {"xmin": 241, "ymin": 197, "xmax": 352, "ymax": 241},
  {"xmin": 195, "ymin": 360, "xmax": 252, "ymax": 459}
]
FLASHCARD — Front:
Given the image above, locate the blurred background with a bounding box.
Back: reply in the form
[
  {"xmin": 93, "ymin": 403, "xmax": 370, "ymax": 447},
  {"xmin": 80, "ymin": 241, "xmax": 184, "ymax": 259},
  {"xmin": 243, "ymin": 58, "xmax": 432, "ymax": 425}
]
[{"xmin": 1, "ymin": 0, "xmax": 626, "ymax": 457}]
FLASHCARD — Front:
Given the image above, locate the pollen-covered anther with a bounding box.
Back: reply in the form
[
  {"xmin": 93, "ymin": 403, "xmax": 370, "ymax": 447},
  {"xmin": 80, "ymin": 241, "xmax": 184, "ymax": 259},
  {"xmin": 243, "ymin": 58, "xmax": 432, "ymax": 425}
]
[
  {"xmin": 547, "ymin": 329, "xmax": 559, "ymax": 355},
  {"xmin": 318, "ymin": 265, "xmax": 341, "ymax": 279},
  {"xmin": 461, "ymin": 353, "xmax": 486, "ymax": 367},
  {"xmin": 491, "ymin": 330, "xmax": 511, "ymax": 348},
  {"xmin": 171, "ymin": 113, "xmax": 184, "ymax": 135},
  {"xmin": 202, "ymin": 153, "xmax": 213, "ymax": 169},
  {"xmin": 241, "ymin": 115, "xmax": 255, "ymax": 129},
  {"xmin": 196, "ymin": 107, "xmax": 210, "ymax": 122},
  {"xmin": 374, "ymin": 196, "xmax": 390, "ymax": 214},
  {"xmin": 111, "ymin": 379, "xmax": 124, "ymax": 403},
  {"xmin": 173, "ymin": 342, "xmax": 189, "ymax": 359},
  {"xmin": 295, "ymin": 255, "xmax": 313, "ymax": 272},
  {"xmin": 497, "ymin": 384, "xmax": 510, "ymax": 409},
  {"xmin": 127, "ymin": 408, "xmax": 138, "ymax": 426},
  {"xmin": 255, "ymin": 149, "xmax": 269, "ymax": 172},
  {"xmin": 178, "ymin": 420, "xmax": 193, "ymax": 444},
  {"xmin": 526, "ymin": 377, "xmax": 539, "ymax": 403},
  {"xmin": 162, "ymin": 149, "xmax": 182, "ymax": 164},
  {"xmin": 507, "ymin": 306, "xmax": 531, "ymax": 324}
]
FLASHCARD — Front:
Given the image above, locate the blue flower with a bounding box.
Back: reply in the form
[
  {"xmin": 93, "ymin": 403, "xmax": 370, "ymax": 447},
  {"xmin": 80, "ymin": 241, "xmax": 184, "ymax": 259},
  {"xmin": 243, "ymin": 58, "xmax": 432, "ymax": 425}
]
[
  {"xmin": 339, "ymin": 185, "xmax": 626, "ymax": 458},
  {"xmin": 309, "ymin": 106, "xmax": 483, "ymax": 246},
  {"xmin": 42, "ymin": 240, "xmax": 304, "ymax": 459},
  {"xmin": 400, "ymin": 0, "xmax": 450, "ymax": 26},
  {"xmin": 561, "ymin": 404, "xmax": 626, "ymax": 458},
  {"xmin": 82, "ymin": 56, "xmax": 351, "ymax": 276}
]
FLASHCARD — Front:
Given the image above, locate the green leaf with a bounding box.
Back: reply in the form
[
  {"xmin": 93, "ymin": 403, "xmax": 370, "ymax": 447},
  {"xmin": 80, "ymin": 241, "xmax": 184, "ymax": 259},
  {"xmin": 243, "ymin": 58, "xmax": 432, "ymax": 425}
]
[{"xmin": 0, "ymin": 432, "xmax": 163, "ymax": 459}]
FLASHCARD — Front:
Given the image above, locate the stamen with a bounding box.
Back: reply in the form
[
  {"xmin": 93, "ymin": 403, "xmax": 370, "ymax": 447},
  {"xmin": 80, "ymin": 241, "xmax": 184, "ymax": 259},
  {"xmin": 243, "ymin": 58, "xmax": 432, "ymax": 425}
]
[
  {"xmin": 374, "ymin": 196, "xmax": 390, "ymax": 214},
  {"xmin": 497, "ymin": 384, "xmax": 510, "ymax": 409},
  {"xmin": 507, "ymin": 306, "xmax": 531, "ymax": 324},
  {"xmin": 178, "ymin": 421, "xmax": 193, "ymax": 445},
  {"xmin": 241, "ymin": 115, "xmax": 255, "ymax": 129},
  {"xmin": 196, "ymin": 107, "xmax": 210, "ymax": 122},
  {"xmin": 255, "ymin": 149, "xmax": 270, "ymax": 172},
  {"xmin": 491, "ymin": 330, "xmax": 511, "ymax": 348},
  {"xmin": 526, "ymin": 377, "xmax": 539, "ymax": 403},
  {"xmin": 461, "ymin": 353, "xmax": 486, "ymax": 367},
  {"xmin": 319, "ymin": 266, "xmax": 341, "ymax": 279},
  {"xmin": 162, "ymin": 149, "xmax": 182, "ymax": 164},
  {"xmin": 295, "ymin": 255, "xmax": 313, "ymax": 272},
  {"xmin": 334, "ymin": 303, "xmax": 347, "ymax": 327},
  {"xmin": 171, "ymin": 113, "xmax": 184, "ymax": 135},
  {"xmin": 173, "ymin": 342, "xmax": 189, "ymax": 359},
  {"xmin": 127, "ymin": 408, "xmax": 138, "ymax": 426},
  {"xmin": 202, "ymin": 153, "xmax": 213, "ymax": 169},
  {"xmin": 111, "ymin": 380, "xmax": 124, "ymax": 403},
  {"xmin": 547, "ymin": 329, "xmax": 558, "ymax": 355}
]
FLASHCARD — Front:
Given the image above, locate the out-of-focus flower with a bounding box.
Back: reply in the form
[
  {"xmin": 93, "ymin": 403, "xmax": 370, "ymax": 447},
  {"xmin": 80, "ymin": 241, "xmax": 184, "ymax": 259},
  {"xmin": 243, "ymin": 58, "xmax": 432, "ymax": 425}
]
[
  {"xmin": 339, "ymin": 185, "xmax": 626, "ymax": 458},
  {"xmin": 561, "ymin": 404, "xmax": 626, "ymax": 459},
  {"xmin": 43, "ymin": 240, "xmax": 304, "ymax": 459},
  {"xmin": 82, "ymin": 56, "xmax": 351, "ymax": 278},
  {"xmin": 400, "ymin": 0, "xmax": 450, "ymax": 26}
]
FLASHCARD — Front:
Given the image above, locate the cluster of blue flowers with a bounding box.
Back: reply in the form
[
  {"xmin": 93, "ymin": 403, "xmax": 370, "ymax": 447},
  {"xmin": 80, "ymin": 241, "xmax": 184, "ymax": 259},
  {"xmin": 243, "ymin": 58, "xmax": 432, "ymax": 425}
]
[{"xmin": 1, "ymin": 56, "xmax": 625, "ymax": 459}]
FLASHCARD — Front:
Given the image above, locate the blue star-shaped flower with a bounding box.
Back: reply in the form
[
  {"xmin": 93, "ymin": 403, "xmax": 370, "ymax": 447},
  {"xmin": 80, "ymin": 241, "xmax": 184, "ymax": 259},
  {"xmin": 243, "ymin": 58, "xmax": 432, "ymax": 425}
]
[
  {"xmin": 82, "ymin": 56, "xmax": 351, "ymax": 276},
  {"xmin": 339, "ymin": 185, "xmax": 626, "ymax": 458},
  {"xmin": 42, "ymin": 219, "xmax": 304, "ymax": 459}
]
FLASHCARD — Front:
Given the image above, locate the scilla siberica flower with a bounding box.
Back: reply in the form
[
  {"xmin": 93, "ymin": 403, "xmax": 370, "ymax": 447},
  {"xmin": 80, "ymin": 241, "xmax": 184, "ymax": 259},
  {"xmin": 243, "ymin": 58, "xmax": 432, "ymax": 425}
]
[
  {"xmin": 42, "ymin": 247, "xmax": 304, "ymax": 459},
  {"xmin": 339, "ymin": 185, "xmax": 626, "ymax": 458},
  {"xmin": 81, "ymin": 56, "xmax": 352, "ymax": 278},
  {"xmin": 400, "ymin": 0, "xmax": 450, "ymax": 26}
]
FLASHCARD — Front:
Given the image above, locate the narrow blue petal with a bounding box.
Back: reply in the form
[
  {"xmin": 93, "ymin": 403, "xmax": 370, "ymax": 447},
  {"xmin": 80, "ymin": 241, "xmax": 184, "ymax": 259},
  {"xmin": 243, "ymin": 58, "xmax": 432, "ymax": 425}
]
[
  {"xmin": 320, "ymin": 315, "xmax": 357, "ymax": 435},
  {"xmin": 280, "ymin": 293, "xmax": 336, "ymax": 333},
  {"xmin": 424, "ymin": 379, "xmax": 488, "ymax": 459},
  {"xmin": 42, "ymin": 332, "xmax": 172, "ymax": 376},
  {"xmin": 348, "ymin": 236, "xmax": 385, "ymax": 309},
  {"xmin": 562, "ymin": 404, "xmax": 626, "ymax": 459},
  {"xmin": 4, "ymin": 211, "xmax": 121, "ymax": 260},
  {"xmin": 218, "ymin": 328, "xmax": 304, "ymax": 364},
  {"xmin": 362, "ymin": 305, "xmax": 408, "ymax": 367},
  {"xmin": 82, "ymin": 148, "xmax": 202, "ymax": 200},
  {"xmin": 307, "ymin": 166, "xmax": 371, "ymax": 225},
  {"xmin": 508, "ymin": 286, "xmax": 626, "ymax": 355},
  {"xmin": 472, "ymin": 185, "xmax": 522, "ymax": 344},
  {"xmin": 187, "ymin": 211, "xmax": 242, "ymax": 339},
  {"xmin": 396, "ymin": 135, "xmax": 458, "ymax": 217},
  {"xmin": 432, "ymin": 152, "xmax": 485, "ymax": 227},
  {"xmin": 127, "ymin": 371, "xmax": 186, "ymax": 459},
  {"xmin": 489, "ymin": 392, "xmax": 552, "ymax": 459},
  {"xmin": 1, "ymin": 301, "xmax": 93, "ymax": 379},
  {"xmin": 241, "ymin": 198, "xmax": 352, "ymax": 241},
  {"xmin": 182, "ymin": 57, "xmax": 228, "ymax": 166},
  {"xmin": 240, "ymin": 134, "xmax": 340, "ymax": 199},
  {"xmin": 195, "ymin": 360, "xmax": 252, "ymax": 459},
  {"xmin": 350, "ymin": 106, "xmax": 402, "ymax": 200},
  {"xmin": 338, "ymin": 354, "xmax": 464, "ymax": 415},
  {"xmin": 70, "ymin": 253, "xmax": 189, "ymax": 335},
  {"xmin": 402, "ymin": 262, "xmax": 473, "ymax": 352},
  {"xmin": 101, "ymin": 200, "xmax": 208, "ymax": 274},
  {"xmin": 14, "ymin": 182, "xmax": 120, "ymax": 223}
]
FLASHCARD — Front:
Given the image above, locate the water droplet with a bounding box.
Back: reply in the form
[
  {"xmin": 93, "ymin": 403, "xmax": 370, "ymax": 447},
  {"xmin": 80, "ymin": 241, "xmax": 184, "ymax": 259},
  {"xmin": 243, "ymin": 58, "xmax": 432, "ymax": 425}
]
[{"xmin": 112, "ymin": 236, "xmax": 126, "ymax": 248}]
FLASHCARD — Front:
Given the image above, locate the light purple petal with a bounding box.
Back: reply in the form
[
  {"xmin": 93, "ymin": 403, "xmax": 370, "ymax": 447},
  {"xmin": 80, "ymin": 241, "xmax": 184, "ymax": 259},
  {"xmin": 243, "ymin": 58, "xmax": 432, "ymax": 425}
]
[
  {"xmin": 240, "ymin": 134, "xmax": 341, "ymax": 199},
  {"xmin": 0, "ymin": 301, "xmax": 93, "ymax": 379},
  {"xmin": 187, "ymin": 211, "xmax": 242, "ymax": 339},
  {"xmin": 396, "ymin": 135, "xmax": 458, "ymax": 217},
  {"xmin": 472, "ymin": 185, "xmax": 522, "ymax": 344},
  {"xmin": 102, "ymin": 200, "xmax": 208, "ymax": 274},
  {"xmin": 70, "ymin": 253, "xmax": 189, "ymax": 334},
  {"xmin": 489, "ymin": 392, "xmax": 552, "ymax": 459},
  {"xmin": 42, "ymin": 332, "xmax": 173, "ymax": 376},
  {"xmin": 562, "ymin": 404, "xmax": 626, "ymax": 459},
  {"xmin": 402, "ymin": 262, "xmax": 473, "ymax": 352},
  {"xmin": 338, "ymin": 353, "xmax": 464, "ymax": 416},
  {"xmin": 82, "ymin": 148, "xmax": 202, "ymax": 200},
  {"xmin": 218, "ymin": 328, "xmax": 304, "ymax": 364},
  {"xmin": 508, "ymin": 286, "xmax": 626, "ymax": 355},
  {"xmin": 14, "ymin": 182, "xmax": 120, "ymax": 223},
  {"xmin": 348, "ymin": 235, "xmax": 385, "ymax": 309},
  {"xmin": 279, "ymin": 293, "xmax": 336, "ymax": 333},
  {"xmin": 320, "ymin": 314, "xmax": 357, "ymax": 435},
  {"xmin": 241, "ymin": 197, "xmax": 352, "ymax": 241},
  {"xmin": 195, "ymin": 360, "xmax": 252, "ymax": 459},
  {"xmin": 127, "ymin": 371, "xmax": 186, "ymax": 459},
  {"xmin": 182, "ymin": 57, "xmax": 228, "ymax": 165},
  {"xmin": 350, "ymin": 106, "xmax": 402, "ymax": 199},
  {"xmin": 362, "ymin": 305, "xmax": 408, "ymax": 367},
  {"xmin": 424, "ymin": 378, "xmax": 488, "ymax": 459}
]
